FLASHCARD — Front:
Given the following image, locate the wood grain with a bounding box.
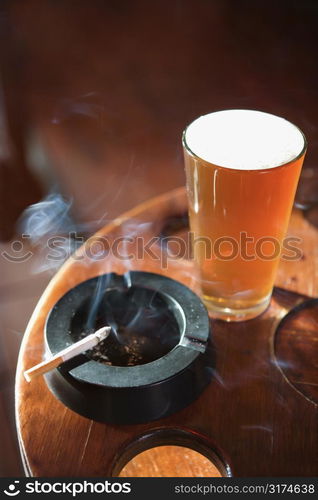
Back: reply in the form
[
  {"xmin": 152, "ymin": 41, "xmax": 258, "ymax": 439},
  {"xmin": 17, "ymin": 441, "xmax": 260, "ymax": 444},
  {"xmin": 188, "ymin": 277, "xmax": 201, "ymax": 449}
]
[
  {"xmin": 119, "ymin": 446, "xmax": 222, "ymax": 477},
  {"xmin": 15, "ymin": 188, "xmax": 318, "ymax": 477}
]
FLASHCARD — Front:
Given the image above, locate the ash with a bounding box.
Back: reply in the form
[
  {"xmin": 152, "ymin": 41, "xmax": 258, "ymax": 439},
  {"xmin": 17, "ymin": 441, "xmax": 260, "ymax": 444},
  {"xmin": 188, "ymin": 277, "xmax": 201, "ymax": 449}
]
[{"xmin": 78, "ymin": 331, "xmax": 146, "ymax": 366}]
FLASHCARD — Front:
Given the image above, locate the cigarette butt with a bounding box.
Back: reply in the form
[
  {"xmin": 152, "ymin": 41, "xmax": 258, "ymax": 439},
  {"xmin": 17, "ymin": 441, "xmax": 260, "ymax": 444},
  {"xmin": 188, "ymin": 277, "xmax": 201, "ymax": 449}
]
[
  {"xmin": 24, "ymin": 326, "xmax": 111, "ymax": 382},
  {"xmin": 24, "ymin": 356, "xmax": 64, "ymax": 382}
]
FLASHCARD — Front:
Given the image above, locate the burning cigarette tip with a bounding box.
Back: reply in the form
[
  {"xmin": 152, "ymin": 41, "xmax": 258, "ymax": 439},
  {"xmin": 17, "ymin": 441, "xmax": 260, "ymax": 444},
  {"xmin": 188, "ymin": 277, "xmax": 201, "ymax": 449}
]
[{"xmin": 95, "ymin": 326, "xmax": 111, "ymax": 341}]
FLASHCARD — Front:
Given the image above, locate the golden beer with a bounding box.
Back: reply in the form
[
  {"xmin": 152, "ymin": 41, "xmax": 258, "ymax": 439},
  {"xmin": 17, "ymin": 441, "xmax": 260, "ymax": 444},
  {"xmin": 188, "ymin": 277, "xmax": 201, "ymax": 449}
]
[{"xmin": 183, "ymin": 110, "xmax": 306, "ymax": 321}]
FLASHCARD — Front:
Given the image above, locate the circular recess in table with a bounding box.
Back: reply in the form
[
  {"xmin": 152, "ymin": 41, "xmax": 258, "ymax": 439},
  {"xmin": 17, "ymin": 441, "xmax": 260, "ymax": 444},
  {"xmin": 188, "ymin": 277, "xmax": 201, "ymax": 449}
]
[
  {"xmin": 274, "ymin": 298, "xmax": 318, "ymax": 405},
  {"xmin": 111, "ymin": 428, "xmax": 231, "ymax": 477}
]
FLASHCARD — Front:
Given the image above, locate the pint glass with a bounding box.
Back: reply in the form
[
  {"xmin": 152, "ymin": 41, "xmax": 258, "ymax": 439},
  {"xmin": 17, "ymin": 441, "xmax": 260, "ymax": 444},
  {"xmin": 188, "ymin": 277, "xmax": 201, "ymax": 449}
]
[{"xmin": 183, "ymin": 110, "xmax": 306, "ymax": 321}]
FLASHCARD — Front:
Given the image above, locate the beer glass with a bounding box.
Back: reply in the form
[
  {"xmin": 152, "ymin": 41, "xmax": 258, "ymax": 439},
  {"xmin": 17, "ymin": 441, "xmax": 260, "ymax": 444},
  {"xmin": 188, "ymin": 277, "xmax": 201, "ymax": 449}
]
[{"xmin": 183, "ymin": 110, "xmax": 306, "ymax": 321}]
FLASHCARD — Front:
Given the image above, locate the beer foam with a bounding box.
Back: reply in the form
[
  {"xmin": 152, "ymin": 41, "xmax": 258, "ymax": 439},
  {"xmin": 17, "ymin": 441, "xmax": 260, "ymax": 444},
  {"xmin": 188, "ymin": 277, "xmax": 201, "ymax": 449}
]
[{"xmin": 184, "ymin": 110, "xmax": 305, "ymax": 170}]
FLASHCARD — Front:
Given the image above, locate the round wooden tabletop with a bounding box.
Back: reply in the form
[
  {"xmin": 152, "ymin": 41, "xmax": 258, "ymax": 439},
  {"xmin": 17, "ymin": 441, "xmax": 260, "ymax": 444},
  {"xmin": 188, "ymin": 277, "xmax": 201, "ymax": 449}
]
[{"xmin": 15, "ymin": 187, "xmax": 318, "ymax": 477}]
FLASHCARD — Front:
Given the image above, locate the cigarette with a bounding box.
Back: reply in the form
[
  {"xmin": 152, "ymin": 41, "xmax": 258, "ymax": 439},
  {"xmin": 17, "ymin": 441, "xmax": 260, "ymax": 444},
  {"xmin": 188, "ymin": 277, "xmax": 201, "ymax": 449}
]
[{"xmin": 24, "ymin": 326, "xmax": 111, "ymax": 382}]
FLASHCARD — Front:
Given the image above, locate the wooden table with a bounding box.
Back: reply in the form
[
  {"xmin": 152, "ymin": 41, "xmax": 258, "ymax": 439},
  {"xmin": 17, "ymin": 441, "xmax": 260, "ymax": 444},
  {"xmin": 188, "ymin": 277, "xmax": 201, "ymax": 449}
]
[{"xmin": 15, "ymin": 187, "xmax": 318, "ymax": 476}]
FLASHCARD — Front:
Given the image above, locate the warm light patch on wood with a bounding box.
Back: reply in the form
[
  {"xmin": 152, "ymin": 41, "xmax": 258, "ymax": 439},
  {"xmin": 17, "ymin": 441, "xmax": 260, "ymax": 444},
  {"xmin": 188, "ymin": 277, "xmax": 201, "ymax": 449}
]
[{"xmin": 118, "ymin": 445, "xmax": 223, "ymax": 477}]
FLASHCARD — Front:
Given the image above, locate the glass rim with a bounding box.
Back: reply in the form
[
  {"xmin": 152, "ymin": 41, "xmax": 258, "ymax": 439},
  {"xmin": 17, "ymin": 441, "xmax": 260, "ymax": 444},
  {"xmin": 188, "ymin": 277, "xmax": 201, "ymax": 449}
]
[{"xmin": 182, "ymin": 109, "xmax": 308, "ymax": 172}]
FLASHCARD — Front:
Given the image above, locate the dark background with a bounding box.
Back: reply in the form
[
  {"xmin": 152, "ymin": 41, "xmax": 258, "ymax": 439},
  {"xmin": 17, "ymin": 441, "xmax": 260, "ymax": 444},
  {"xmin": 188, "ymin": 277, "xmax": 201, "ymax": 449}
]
[{"xmin": 0, "ymin": 0, "xmax": 317, "ymax": 475}]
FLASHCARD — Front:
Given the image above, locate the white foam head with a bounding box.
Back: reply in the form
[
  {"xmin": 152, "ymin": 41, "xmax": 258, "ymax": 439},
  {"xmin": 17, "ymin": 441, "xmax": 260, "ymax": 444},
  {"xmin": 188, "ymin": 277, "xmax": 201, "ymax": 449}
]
[{"xmin": 183, "ymin": 110, "xmax": 306, "ymax": 170}]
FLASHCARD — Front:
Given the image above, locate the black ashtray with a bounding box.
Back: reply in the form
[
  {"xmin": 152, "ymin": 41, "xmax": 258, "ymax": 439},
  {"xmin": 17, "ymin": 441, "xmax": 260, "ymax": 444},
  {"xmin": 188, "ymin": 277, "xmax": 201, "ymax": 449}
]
[{"xmin": 45, "ymin": 271, "xmax": 212, "ymax": 424}]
